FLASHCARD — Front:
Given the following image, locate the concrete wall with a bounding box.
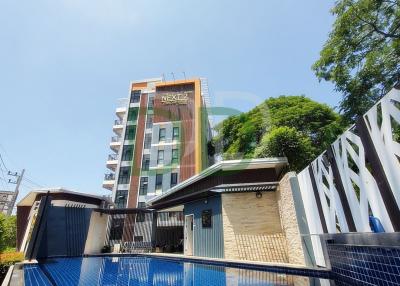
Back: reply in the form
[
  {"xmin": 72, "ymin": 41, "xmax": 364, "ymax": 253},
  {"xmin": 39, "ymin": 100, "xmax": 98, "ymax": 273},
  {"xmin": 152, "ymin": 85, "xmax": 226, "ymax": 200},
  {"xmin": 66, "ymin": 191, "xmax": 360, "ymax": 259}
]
[
  {"xmin": 184, "ymin": 196, "xmax": 224, "ymax": 258},
  {"xmin": 221, "ymin": 192, "xmax": 288, "ymax": 263},
  {"xmin": 276, "ymin": 173, "xmax": 306, "ymax": 265},
  {"xmin": 84, "ymin": 211, "xmax": 108, "ymax": 255}
]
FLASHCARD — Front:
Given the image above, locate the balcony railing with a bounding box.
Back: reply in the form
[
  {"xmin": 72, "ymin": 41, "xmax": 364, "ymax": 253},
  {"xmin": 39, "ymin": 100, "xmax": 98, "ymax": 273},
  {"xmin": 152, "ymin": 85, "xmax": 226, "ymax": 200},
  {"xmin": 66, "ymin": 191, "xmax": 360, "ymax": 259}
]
[
  {"xmin": 108, "ymin": 154, "xmax": 118, "ymax": 161},
  {"xmin": 111, "ymin": 136, "xmax": 121, "ymax": 143},
  {"xmin": 104, "ymin": 173, "xmax": 115, "ymax": 181},
  {"xmin": 117, "ymin": 98, "xmax": 128, "ymax": 108},
  {"xmin": 114, "ymin": 119, "xmax": 123, "ymax": 125}
]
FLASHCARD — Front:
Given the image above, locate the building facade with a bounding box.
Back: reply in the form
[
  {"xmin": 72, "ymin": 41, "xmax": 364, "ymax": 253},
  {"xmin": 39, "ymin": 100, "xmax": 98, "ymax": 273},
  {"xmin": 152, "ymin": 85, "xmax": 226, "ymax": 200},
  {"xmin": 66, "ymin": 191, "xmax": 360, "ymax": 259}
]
[
  {"xmin": 103, "ymin": 77, "xmax": 213, "ymax": 209},
  {"xmin": 0, "ymin": 190, "xmax": 16, "ymax": 215}
]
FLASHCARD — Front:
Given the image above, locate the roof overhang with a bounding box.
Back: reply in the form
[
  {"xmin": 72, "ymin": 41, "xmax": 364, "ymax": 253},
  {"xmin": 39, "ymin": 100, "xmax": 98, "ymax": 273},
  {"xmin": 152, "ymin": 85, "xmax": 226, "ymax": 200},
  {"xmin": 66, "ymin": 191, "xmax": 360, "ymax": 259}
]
[
  {"xmin": 17, "ymin": 188, "xmax": 108, "ymax": 207},
  {"xmin": 147, "ymin": 158, "xmax": 287, "ymax": 209}
]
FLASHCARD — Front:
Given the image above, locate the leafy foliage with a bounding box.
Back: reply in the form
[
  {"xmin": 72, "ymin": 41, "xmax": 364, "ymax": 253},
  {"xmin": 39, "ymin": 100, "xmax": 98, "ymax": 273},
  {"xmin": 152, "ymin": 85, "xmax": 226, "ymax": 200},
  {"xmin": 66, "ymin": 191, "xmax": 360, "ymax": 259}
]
[
  {"xmin": 313, "ymin": 0, "xmax": 400, "ymax": 123},
  {"xmin": 254, "ymin": 127, "xmax": 316, "ymax": 172},
  {"xmin": 215, "ymin": 96, "xmax": 344, "ymax": 171},
  {"xmin": 0, "ymin": 214, "xmax": 17, "ymax": 252}
]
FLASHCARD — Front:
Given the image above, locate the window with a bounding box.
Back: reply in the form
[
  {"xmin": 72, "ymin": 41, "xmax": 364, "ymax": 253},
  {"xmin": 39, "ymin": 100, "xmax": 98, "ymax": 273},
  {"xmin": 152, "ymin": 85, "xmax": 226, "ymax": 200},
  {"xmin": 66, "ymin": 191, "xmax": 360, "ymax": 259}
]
[
  {"xmin": 139, "ymin": 177, "xmax": 148, "ymax": 195},
  {"xmin": 170, "ymin": 173, "xmax": 178, "ymax": 187},
  {"xmin": 122, "ymin": 145, "xmax": 133, "ymax": 161},
  {"xmin": 134, "ymin": 236, "xmax": 143, "ymax": 242},
  {"xmin": 155, "ymin": 174, "xmax": 163, "ymax": 189},
  {"xmin": 125, "ymin": 126, "xmax": 136, "ymax": 140},
  {"xmin": 159, "ymin": 128, "xmax": 166, "ymax": 142},
  {"xmin": 131, "ymin": 90, "xmax": 141, "ymax": 103},
  {"xmin": 173, "ymin": 127, "xmax": 179, "ymax": 140},
  {"xmin": 141, "ymin": 154, "xmax": 150, "ymax": 171},
  {"xmin": 148, "ymin": 97, "xmax": 154, "ymax": 109},
  {"xmin": 146, "ymin": 115, "xmax": 153, "ymax": 129},
  {"xmin": 171, "ymin": 149, "xmax": 179, "ymax": 164},
  {"xmin": 114, "ymin": 189, "xmax": 128, "ymax": 209},
  {"xmin": 110, "ymin": 218, "xmax": 124, "ymax": 240},
  {"xmin": 118, "ymin": 167, "xmax": 131, "ymax": 184},
  {"xmin": 144, "ymin": 134, "xmax": 152, "ymax": 149},
  {"xmin": 202, "ymin": 209, "xmax": 212, "ymax": 228},
  {"xmin": 157, "ymin": 150, "xmax": 164, "ymax": 165},
  {"xmin": 130, "ymin": 108, "xmax": 139, "ymax": 121}
]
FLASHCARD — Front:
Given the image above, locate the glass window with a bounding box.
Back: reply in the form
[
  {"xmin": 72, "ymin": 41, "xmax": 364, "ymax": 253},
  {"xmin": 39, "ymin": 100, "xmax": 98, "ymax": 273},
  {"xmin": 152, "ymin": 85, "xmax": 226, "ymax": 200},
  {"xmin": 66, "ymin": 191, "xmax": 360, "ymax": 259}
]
[
  {"xmin": 170, "ymin": 173, "xmax": 178, "ymax": 187},
  {"xmin": 155, "ymin": 174, "xmax": 163, "ymax": 189},
  {"xmin": 137, "ymin": 202, "xmax": 146, "ymax": 208},
  {"xmin": 115, "ymin": 189, "xmax": 128, "ymax": 209},
  {"xmin": 118, "ymin": 167, "xmax": 131, "ymax": 184},
  {"xmin": 144, "ymin": 134, "xmax": 152, "ymax": 149},
  {"xmin": 139, "ymin": 177, "xmax": 148, "ymax": 195},
  {"xmin": 125, "ymin": 126, "xmax": 136, "ymax": 140},
  {"xmin": 173, "ymin": 127, "xmax": 179, "ymax": 140},
  {"xmin": 202, "ymin": 209, "xmax": 212, "ymax": 228},
  {"xmin": 146, "ymin": 115, "xmax": 153, "ymax": 129},
  {"xmin": 159, "ymin": 128, "xmax": 166, "ymax": 141},
  {"xmin": 127, "ymin": 108, "xmax": 138, "ymax": 122},
  {"xmin": 131, "ymin": 90, "xmax": 141, "ymax": 103},
  {"xmin": 171, "ymin": 149, "xmax": 179, "ymax": 164},
  {"xmin": 148, "ymin": 97, "xmax": 154, "ymax": 109},
  {"xmin": 122, "ymin": 145, "xmax": 133, "ymax": 161},
  {"xmin": 141, "ymin": 154, "xmax": 150, "ymax": 171},
  {"xmin": 157, "ymin": 150, "xmax": 164, "ymax": 165}
]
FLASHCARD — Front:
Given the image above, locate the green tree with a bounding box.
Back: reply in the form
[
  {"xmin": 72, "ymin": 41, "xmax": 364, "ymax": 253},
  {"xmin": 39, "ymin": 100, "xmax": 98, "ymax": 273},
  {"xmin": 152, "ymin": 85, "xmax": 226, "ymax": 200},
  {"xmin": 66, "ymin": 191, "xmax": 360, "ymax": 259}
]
[
  {"xmin": 313, "ymin": 0, "xmax": 400, "ymax": 123},
  {"xmin": 0, "ymin": 214, "xmax": 17, "ymax": 252},
  {"xmin": 254, "ymin": 127, "xmax": 316, "ymax": 172},
  {"xmin": 215, "ymin": 95, "xmax": 343, "ymax": 165}
]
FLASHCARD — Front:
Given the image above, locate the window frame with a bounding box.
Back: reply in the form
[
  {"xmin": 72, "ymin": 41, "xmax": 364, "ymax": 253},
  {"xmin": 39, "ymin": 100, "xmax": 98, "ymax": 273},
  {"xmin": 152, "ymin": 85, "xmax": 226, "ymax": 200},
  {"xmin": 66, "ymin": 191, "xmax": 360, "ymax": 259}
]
[
  {"xmin": 170, "ymin": 173, "xmax": 178, "ymax": 187},
  {"xmin": 139, "ymin": 177, "xmax": 148, "ymax": 195},
  {"xmin": 173, "ymin": 127, "xmax": 180, "ymax": 140},
  {"xmin": 157, "ymin": 150, "xmax": 164, "ymax": 165},
  {"xmin": 155, "ymin": 174, "xmax": 163, "ymax": 189},
  {"xmin": 159, "ymin": 128, "xmax": 166, "ymax": 142},
  {"xmin": 171, "ymin": 149, "xmax": 179, "ymax": 164},
  {"xmin": 131, "ymin": 90, "xmax": 141, "ymax": 103}
]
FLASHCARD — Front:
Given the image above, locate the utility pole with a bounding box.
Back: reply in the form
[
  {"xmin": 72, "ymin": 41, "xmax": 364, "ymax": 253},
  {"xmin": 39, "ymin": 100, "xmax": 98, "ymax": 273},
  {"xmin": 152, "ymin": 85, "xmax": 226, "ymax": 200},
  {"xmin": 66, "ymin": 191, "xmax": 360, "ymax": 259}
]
[{"xmin": 7, "ymin": 169, "xmax": 24, "ymax": 215}]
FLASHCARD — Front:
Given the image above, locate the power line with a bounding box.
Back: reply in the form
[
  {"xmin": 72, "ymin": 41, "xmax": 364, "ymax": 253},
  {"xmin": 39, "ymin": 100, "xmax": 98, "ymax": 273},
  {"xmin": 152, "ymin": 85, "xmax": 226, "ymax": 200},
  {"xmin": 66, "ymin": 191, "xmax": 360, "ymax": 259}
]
[
  {"xmin": 24, "ymin": 174, "xmax": 44, "ymax": 188},
  {"xmin": 22, "ymin": 178, "xmax": 43, "ymax": 189},
  {"xmin": 0, "ymin": 164, "xmax": 8, "ymax": 191},
  {"xmin": 0, "ymin": 153, "xmax": 8, "ymax": 171}
]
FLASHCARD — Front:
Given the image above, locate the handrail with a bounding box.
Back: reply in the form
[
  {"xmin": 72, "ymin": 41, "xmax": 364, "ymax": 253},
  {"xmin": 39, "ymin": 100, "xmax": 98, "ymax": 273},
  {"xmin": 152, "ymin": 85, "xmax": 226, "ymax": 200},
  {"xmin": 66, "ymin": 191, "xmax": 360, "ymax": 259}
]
[
  {"xmin": 108, "ymin": 154, "xmax": 118, "ymax": 161},
  {"xmin": 104, "ymin": 173, "xmax": 115, "ymax": 181},
  {"xmin": 111, "ymin": 136, "xmax": 121, "ymax": 142}
]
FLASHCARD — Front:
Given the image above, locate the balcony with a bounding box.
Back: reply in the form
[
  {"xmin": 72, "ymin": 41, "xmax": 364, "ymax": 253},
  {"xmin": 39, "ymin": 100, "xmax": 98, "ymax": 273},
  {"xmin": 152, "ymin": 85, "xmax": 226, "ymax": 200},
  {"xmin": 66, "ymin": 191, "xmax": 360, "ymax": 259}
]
[
  {"xmin": 113, "ymin": 119, "xmax": 124, "ymax": 135},
  {"xmin": 116, "ymin": 98, "xmax": 128, "ymax": 119},
  {"xmin": 103, "ymin": 173, "xmax": 115, "ymax": 190},
  {"xmin": 106, "ymin": 153, "xmax": 118, "ymax": 171},
  {"xmin": 110, "ymin": 136, "xmax": 122, "ymax": 152}
]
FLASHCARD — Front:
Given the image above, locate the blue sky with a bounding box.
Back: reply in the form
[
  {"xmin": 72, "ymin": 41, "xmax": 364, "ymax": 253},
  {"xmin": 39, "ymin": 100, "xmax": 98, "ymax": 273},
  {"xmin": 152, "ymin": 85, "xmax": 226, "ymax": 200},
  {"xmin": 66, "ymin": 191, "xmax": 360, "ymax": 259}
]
[{"xmin": 0, "ymin": 0, "xmax": 340, "ymax": 201}]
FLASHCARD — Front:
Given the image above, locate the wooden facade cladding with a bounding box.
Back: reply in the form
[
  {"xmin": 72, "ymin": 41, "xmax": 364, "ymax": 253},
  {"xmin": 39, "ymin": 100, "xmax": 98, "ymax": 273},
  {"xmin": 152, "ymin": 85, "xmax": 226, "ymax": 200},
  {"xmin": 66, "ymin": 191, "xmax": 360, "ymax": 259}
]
[
  {"xmin": 153, "ymin": 82, "xmax": 197, "ymax": 181},
  {"xmin": 127, "ymin": 93, "xmax": 148, "ymax": 208}
]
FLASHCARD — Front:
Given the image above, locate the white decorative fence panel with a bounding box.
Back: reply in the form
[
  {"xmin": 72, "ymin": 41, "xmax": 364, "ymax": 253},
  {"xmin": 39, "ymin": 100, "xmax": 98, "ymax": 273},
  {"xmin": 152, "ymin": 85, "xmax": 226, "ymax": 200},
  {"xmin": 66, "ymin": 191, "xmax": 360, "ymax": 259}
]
[{"xmin": 297, "ymin": 87, "xmax": 400, "ymax": 236}]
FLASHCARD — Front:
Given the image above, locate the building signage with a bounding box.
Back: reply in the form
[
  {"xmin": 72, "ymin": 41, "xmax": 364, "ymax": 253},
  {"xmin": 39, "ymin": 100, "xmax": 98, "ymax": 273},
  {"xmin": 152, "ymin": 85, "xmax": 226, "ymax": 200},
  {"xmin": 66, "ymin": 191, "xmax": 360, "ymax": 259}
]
[{"xmin": 161, "ymin": 92, "xmax": 190, "ymax": 105}]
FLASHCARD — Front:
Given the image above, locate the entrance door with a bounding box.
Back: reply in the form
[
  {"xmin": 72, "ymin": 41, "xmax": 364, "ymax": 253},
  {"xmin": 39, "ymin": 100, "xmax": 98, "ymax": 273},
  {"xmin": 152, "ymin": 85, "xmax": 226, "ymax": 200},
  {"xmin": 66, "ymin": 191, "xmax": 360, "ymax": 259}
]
[{"xmin": 184, "ymin": 215, "xmax": 194, "ymax": 256}]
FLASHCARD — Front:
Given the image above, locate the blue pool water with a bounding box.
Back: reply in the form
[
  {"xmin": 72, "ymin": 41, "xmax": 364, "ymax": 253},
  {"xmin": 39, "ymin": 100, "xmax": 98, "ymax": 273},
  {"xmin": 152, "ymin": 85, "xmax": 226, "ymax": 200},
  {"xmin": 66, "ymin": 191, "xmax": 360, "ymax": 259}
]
[{"xmin": 24, "ymin": 256, "xmax": 332, "ymax": 286}]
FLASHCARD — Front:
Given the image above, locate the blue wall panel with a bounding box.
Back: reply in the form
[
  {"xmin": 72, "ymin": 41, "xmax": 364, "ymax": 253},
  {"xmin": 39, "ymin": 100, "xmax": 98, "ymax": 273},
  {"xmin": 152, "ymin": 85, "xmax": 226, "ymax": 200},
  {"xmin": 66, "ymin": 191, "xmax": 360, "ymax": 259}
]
[{"xmin": 184, "ymin": 196, "xmax": 224, "ymax": 258}]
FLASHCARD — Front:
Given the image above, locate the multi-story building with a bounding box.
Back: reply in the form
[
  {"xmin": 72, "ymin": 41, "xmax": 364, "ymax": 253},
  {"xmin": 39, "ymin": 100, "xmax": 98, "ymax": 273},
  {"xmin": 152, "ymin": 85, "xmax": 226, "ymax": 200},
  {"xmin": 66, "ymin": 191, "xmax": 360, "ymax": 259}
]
[
  {"xmin": 0, "ymin": 190, "xmax": 16, "ymax": 215},
  {"xmin": 103, "ymin": 77, "xmax": 213, "ymax": 209}
]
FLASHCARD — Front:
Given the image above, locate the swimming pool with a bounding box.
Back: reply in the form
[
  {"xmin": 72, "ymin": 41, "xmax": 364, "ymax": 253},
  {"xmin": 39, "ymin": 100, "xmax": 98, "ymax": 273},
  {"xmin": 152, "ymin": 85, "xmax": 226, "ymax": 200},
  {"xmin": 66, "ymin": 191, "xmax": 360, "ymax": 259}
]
[{"xmin": 24, "ymin": 256, "xmax": 333, "ymax": 286}]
